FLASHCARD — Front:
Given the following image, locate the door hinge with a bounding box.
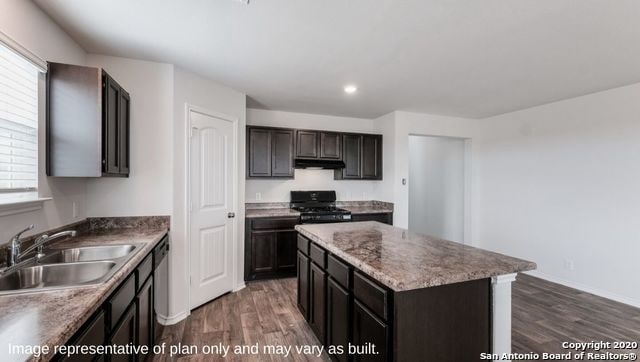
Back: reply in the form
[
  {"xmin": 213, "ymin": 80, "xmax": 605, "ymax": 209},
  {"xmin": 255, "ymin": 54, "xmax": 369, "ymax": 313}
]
[
  {"xmin": 189, "ymin": 276, "xmax": 193, "ymax": 285},
  {"xmin": 190, "ymin": 126, "xmax": 197, "ymax": 138}
]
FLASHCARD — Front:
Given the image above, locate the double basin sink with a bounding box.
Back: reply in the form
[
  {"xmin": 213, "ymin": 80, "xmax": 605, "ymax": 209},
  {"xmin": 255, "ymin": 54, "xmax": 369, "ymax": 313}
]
[{"xmin": 0, "ymin": 244, "xmax": 138, "ymax": 295}]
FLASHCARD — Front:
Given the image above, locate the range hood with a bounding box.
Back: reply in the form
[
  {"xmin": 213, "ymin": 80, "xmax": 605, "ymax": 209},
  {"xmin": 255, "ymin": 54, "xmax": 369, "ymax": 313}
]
[{"xmin": 294, "ymin": 159, "xmax": 346, "ymax": 169}]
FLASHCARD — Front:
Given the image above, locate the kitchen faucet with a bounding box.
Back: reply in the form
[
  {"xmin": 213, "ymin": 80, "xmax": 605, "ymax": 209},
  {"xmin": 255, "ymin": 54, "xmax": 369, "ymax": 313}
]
[{"xmin": 5, "ymin": 225, "xmax": 77, "ymax": 268}]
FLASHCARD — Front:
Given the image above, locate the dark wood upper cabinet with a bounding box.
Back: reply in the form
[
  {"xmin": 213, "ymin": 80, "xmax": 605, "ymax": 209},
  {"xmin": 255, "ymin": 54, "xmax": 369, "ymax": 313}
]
[
  {"xmin": 247, "ymin": 126, "xmax": 294, "ymax": 178},
  {"xmin": 335, "ymin": 133, "xmax": 382, "ymax": 180},
  {"xmin": 47, "ymin": 62, "xmax": 130, "ymax": 177},
  {"xmin": 119, "ymin": 90, "xmax": 131, "ymax": 176},
  {"xmin": 296, "ymin": 130, "xmax": 319, "ymax": 158},
  {"xmin": 271, "ymin": 129, "xmax": 295, "ymax": 177},
  {"xmin": 361, "ymin": 134, "xmax": 382, "ymax": 179},
  {"xmin": 339, "ymin": 134, "xmax": 362, "ymax": 179},
  {"xmin": 246, "ymin": 126, "xmax": 382, "ymax": 180},
  {"xmin": 248, "ymin": 127, "xmax": 272, "ymax": 177},
  {"xmin": 320, "ymin": 132, "xmax": 342, "ymax": 159}
]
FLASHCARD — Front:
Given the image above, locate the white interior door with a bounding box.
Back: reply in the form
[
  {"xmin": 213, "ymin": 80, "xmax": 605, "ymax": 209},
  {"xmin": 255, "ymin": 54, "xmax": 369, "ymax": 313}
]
[{"xmin": 189, "ymin": 108, "xmax": 236, "ymax": 310}]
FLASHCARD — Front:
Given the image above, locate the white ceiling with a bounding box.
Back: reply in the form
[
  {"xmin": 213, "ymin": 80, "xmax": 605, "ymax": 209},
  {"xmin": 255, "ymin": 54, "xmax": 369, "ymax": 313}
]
[{"xmin": 34, "ymin": 0, "xmax": 640, "ymax": 119}]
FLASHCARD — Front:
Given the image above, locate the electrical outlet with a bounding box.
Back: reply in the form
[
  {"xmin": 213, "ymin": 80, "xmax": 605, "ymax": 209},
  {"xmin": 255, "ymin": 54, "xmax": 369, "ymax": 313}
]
[
  {"xmin": 564, "ymin": 259, "xmax": 575, "ymax": 271},
  {"xmin": 255, "ymin": 192, "xmax": 262, "ymax": 201},
  {"xmin": 72, "ymin": 201, "xmax": 78, "ymax": 219}
]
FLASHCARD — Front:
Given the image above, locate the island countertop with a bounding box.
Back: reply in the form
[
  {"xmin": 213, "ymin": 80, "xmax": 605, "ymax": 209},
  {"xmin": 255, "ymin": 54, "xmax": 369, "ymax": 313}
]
[{"xmin": 295, "ymin": 221, "xmax": 536, "ymax": 292}]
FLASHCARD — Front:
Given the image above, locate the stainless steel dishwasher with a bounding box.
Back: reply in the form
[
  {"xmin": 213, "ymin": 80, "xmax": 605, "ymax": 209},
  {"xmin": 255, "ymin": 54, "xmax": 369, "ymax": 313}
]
[{"xmin": 153, "ymin": 234, "xmax": 169, "ymax": 343}]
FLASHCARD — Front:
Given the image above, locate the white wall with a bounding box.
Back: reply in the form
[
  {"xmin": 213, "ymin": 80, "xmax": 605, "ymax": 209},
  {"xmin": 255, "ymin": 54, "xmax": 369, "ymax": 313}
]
[
  {"xmin": 246, "ymin": 109, "xmax": 380, "ymax": 202},
  {"xmin": 0, "ymin": 0, "xmax": 88, "ymax": 241},
  {"xmin": 171, "ymin": 66, "xmax": 246, "ymax": 318},
  {"xmin": 84, "ymin": 55, "xmax": 174, "ymax": 217},
  {"xmin": 408, "ymin": 135, "xmax": 465, "ymax": 242},
  {"xmin": 473, "ymin": 82, "xmax": 640, "ymax": 307}
]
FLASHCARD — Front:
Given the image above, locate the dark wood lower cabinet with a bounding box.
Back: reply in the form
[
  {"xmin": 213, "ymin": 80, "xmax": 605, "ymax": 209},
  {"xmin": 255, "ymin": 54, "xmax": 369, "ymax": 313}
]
[
  {"xmin": 297, "ymin": 251, "xmax": 310, "ymax": 319},
  {"xmin": 309, "ymin": 261, "xmax": 327, "ymax": 344},
  {"xmin": 60, "ymin": 311, "xmax": 105, "ymax": 362},
  {"xmin": 276, "ymin": 230, "xmax": 297, "ymax": 272},
  {"xmin": 55, "ymin": 234, "xmax": 167, "ymax": 362},
  {"xmin": 251, "ymin": 231, "xmax": 276, "ymax": 273},
  {"xmin": 352, "ymin": 300, "xmax": 389, "ymax": 362},
  {"xmin": 296, "ymin": 233, "xmax": 491, "ymax": 361},
  {"xmin": 327, "ymin": 277, "xmax": 350, "ymax": 362},
  {"xmin": 245, "ymin": 217, "xmax": 299, "ymax": 280},
  {"xmin": 137, "ymin": 276, "xmax": 154, "ymax": 361},
  {"xmin": 109, "ymin": 305, "xmax": 137, "ymax": 362}
]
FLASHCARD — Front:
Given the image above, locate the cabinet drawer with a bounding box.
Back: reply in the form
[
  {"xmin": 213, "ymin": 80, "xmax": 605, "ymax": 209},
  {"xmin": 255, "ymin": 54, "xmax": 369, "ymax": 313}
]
[
  {"xmin": 251, "ymin": 218, "xmax": 298, "ymax": 230},
  {"xmin": 309, "ymin": 243, "xmax": 326, "ymax": 268},
  {"xmin": 297, "ymin": 234, "xmax": 310, "ymax": 255},
  {"xmin": 353, "ymin": 271, "xmax": 389, "ymax": 321},
  {"xmin": 137, "ymin": 253, "xmax": 152, "ymax": 290},
  {"xmin": 327, "ymin": 254, "xmax": 350, "ymax": 289},
  {"xmin": 107, "ymin": 274, "xmax": 136, "ymax": 328}
]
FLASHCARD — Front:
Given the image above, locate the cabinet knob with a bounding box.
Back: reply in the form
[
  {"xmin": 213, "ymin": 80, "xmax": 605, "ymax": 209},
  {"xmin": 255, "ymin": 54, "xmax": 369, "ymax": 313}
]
[{"xmin": 228, "ymin": 212, "xmax": 236, "ymax": 219}]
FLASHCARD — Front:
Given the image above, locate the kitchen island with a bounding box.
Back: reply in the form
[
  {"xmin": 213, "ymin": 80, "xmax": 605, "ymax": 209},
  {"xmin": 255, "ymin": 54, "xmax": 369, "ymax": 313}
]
[{"xmin": 295, "ymin": 221, "xmax": 536, "ymax": 361}]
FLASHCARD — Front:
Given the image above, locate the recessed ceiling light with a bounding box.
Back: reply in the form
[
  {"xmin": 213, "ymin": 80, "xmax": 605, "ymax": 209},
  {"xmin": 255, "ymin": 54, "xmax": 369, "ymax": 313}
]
[{"xmin": 344, "ymin": 85, "xmax": 358, "ymax": 94}]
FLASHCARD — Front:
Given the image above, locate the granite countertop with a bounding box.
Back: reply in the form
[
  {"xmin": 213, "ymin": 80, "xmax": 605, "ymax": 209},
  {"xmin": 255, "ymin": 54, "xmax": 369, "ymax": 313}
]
[
  {"xmin": 245, "ymin": 201, "xmax": 394, "ymax": 218},
  {"xmin": 0, "ymin": 222, "xmax": 168, "ymax": 362},
  {"xmin": 296, "ymin": 221, "xmax": 536, "ymax": 292}
]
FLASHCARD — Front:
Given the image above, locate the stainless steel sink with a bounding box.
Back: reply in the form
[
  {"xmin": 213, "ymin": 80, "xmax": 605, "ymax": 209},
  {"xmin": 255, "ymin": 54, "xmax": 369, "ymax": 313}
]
[
  {"xmin": 0, "ymin": 243, "xmax": 141, "ymax": 295},
  {"xmin": 38, "ymin": 244, "xmax": 136, "ymax": 264},
  {"xmin": 0, "ymin": 261, "xmax": 117, "ymax": 294}
]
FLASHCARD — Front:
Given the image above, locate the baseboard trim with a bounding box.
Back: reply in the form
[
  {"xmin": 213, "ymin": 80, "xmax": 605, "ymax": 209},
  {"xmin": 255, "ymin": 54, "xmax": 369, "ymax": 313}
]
[
  {"xmin": 525, "ymin": 270, "xmax": 640, "ymax": 308},
  {"xmin": 156, "ymin": 310, "xmax": 190, "ymax": 326},
  {"xmin": 233, "ymin": 282, "xmax": 246, "ymax": 292}
]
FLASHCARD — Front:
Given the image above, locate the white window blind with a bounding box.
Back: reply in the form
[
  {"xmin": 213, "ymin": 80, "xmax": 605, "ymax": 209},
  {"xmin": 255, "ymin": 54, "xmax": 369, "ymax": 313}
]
[{"xmin": 0, "ymin": 41, "xmax": 39, "ymax": 192}]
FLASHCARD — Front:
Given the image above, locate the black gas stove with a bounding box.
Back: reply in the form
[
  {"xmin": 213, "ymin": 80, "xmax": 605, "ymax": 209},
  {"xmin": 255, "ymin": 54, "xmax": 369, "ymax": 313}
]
[{"xmin": 291, "ymin": 191, "xmax": 352, "ymax": 223}]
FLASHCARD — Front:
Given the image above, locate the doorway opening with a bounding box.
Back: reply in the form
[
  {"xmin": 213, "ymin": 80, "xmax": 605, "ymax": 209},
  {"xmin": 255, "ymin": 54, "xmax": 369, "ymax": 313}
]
[{"xmin": 408, "ymin": 135, "xmax": 468, "ymax": 243}]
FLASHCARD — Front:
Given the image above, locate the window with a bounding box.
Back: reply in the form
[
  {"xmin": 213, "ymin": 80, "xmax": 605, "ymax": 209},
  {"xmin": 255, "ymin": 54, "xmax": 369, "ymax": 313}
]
[{"xmin": 0, "ymin": 41, "xmax": 39, "ymax": 193}]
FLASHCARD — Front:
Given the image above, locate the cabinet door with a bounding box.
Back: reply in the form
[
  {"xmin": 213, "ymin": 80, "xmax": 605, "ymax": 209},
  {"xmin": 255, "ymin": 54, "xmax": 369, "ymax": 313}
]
[
  {"xmin": 109, "ymin": 304, "xmax": 136, "ymax": 362},
  {"xmin": 320, "ymin": 132, "xmax": 341, "ymax": 159},
  {"xmin": 60, "ymin": 310, "xmax": 105, "ymax": 362},
  {"xmin": 103, "ymin": 74, "xmax": 120, "ymax": 175},
  {"xmin": 309, "ymin": 261, "xmax": 327, "ymax": 344},
  {"xmin": 362, "ymin": 135, "xmax": 381, "ymax": 179},
  {"xmin": 297, "ymin": 251, "xmax": 310, "ymax": 319},
  {"xmin": 248, "ymin": 128, "xmax": 272, "ymax": 177},
  {"xmin": 271, "ymin": 129, "xmax": 294, "ymax": 177},
  {"xmin": 341, "ymin": 134, "xmax": 362, "ymax": 179},
  {"xmin": 352, "ymin": 300, "xmax": 389, "ymax": 362},
  {"xmin": 276, "ymin": 230, "xmax": 297, "ymax": 272},
  {"xmin": 251, "ymin": 231, "xmax": 276, "ymax": 274},
  {"xmin": 136, "ymin": 276, "xmax": 153, "ymax": 361},
  {"xmin": 296, "ymin": 130, "xmax": 319, "ymax": 158},
  {"xmin": 119, "ymin": 90, "xmax": 130, "ymax": 176},
  {"xmin": 327, "ymin": 278, "xmax": 350, "ymax": 362}
]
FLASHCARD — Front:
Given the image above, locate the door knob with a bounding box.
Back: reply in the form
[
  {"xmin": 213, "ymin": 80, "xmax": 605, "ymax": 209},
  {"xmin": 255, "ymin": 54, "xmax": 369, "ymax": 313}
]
[{"xmin": 228, "ymin": 212, "xmax": 236, "ymax": 218}]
